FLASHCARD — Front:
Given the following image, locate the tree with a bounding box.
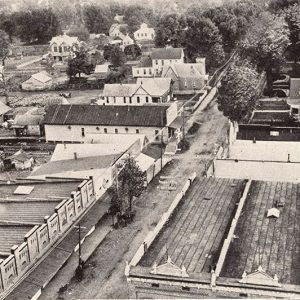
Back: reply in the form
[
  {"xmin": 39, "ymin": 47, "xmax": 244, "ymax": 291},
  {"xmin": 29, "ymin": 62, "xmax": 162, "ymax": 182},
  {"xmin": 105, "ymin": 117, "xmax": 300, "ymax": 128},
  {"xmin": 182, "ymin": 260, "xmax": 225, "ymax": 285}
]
[
  {"xmin": 68, "ymin": 25, "xmax": 90, "ymax": 42},
  {"xmin": 0, "ymin": 30, "xmax": 10, "ymax": 66},
  {"xmin": 109, "ymin": 46, "xmax": 126, "ymax": 67},
  {"xmin": 268, "ymin": 0, "xmax": 299, "ymax": 11},
  {"xmin": 241, "ymin": 12, "xmax": 290, "ymax": 91},
  {"xmin": 67, "ymin": 49, "xmax": 93, "ymax": 79},
  {"xmin": 183, "ymin": 16, "xmax": 223, "ymax": 63},
  {"xmin": 124, "ymin": 44, "xmax": 141, "ymax": 58},
  {"xmin": 217, "ymin": 60, "xmax": 259, "ymax": 122},
  {"xmin": 206, "ymin": 42, "xmax": 226, "ymax": 69},
  {"xmin": 114, "ymin": 155, "xmax": 146, "ymax": 216},
  {"xmin": 15, "ymin": 8, "xmax": 61, "ymax": 44},
  {"xmin": 83, "ymin": 5, "xmax": 112, "ymax": 34},
  {"xmin": 0, "ymin": 18, "xmax": 16, "ymax": 43},
  {"xmin": 154, "ymin": 13, "xmax": 187, "ymax": 48},
  {"xmin": 282, "ymin": 4, "xmax": 300, "ymax": 64}
]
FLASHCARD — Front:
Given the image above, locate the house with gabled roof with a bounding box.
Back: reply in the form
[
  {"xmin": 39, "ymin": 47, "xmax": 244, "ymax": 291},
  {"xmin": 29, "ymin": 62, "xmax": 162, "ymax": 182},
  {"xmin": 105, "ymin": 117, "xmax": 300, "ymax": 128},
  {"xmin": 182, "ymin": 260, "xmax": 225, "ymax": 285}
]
[
  {"xmin": 49, "ymin": 34, "xmax": 80, "ymax": 62},
  {"xmin": 134, "ymin": 23, "xmax": 155, "ymax": 42},
  {"xmin": 132, "ymin": 56, "xmax": 153, "ymax": 78},
  {"xmin": 162, "ymin": 58, "xmax": 209, "ymax": 92},
  {"xmin": 151, "ymin": 47, "xmax": 184, "ymax": 75},
  {"xmin": 21, "ymin": 71, "xmax": 53, "ymax": 91},
  {"xmin": 99, "ymin": 78, "xmax": 172, "ymax": 106},
  {"xmin": 43, "ymin": 103, "xmax": 178, "ymax": 144}
]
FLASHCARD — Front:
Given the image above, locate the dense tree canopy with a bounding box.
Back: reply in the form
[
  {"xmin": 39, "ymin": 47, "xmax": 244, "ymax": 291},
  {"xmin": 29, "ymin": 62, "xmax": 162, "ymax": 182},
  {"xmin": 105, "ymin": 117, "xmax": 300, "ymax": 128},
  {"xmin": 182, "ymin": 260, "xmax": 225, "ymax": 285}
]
[
  {"xmin": 14, "ymin": 8, "xmax": 61, "ymax": 44},
  {"xmin": 0, "ymin": 30, "xmax": 10, "ymax": 65},
  {"xmin": 67, "ymin": 49, "xmax": 93, "ymax": 79},
  {"xmin": 241, "ymin": 12, "xmax": 290, "ymax": 90},
  {"xmin": 217, "ymin": 60, "xmax": 259, "ymax": 122}
]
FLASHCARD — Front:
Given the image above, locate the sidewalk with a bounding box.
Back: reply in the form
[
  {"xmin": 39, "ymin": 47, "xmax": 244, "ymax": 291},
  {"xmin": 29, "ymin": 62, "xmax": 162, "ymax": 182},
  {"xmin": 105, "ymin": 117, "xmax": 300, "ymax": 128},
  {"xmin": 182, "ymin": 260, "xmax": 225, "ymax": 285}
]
[{"xmin": 6, "ymin": 194, "xmax": 112, "ymax": 300}]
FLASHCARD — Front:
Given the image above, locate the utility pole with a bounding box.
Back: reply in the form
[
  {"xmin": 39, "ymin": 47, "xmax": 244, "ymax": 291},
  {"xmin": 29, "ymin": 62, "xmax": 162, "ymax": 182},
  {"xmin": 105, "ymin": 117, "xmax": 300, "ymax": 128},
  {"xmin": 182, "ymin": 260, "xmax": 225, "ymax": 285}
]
[
  {"xmin": 78, "ymin": 224, "xmax": 83, "ymax": 269},
  {"xmin": 182, "ymin": 107, "xmax": 185, "ymax": 141},
  {"xmin": 160, "ymin": 111, "xmax": 163, "ymax": 170}
]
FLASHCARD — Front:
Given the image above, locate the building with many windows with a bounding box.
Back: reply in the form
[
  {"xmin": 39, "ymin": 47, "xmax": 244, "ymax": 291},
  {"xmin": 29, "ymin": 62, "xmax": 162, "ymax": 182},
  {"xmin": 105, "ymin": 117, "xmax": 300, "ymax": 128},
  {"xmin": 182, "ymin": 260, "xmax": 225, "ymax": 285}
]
[
  {"xmin": 49, "ymin": 34, "xmax": 80, "ymax": 61},
  {"xmin": 43, "ymin": 103, "xmax": 178, "ymax": 143},
  {"xmin": 134, "ymin": 23, "xmax": 155, "ymax": 42},
  {"xmin": 99, "ymin": 78, "xmax": 172, "ymax": 106}
]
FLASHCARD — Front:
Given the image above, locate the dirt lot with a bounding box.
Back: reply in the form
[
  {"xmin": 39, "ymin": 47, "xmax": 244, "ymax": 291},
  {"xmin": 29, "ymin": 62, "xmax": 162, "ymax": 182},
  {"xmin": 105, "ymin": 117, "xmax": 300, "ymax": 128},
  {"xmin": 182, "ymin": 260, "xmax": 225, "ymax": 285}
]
[{"xmin": 41, "ymin": 96, "xmax": 229, "ymax": 300}]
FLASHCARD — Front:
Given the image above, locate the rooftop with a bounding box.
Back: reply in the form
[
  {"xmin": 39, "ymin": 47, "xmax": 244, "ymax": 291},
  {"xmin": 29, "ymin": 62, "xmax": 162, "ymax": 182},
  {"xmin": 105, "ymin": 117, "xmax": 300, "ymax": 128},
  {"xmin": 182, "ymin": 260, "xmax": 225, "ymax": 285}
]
[
  {"xmin": 151, "ymin": 48, "xmax": 183, "ymax": 60},
  {"xmin": 13, "ymin": 107, "xmax": 45, "ymax": 126},
  {"xmin": 162, "ymin": 63, "xmax": 206, "ymax": 78},
  {"xmin": 136, "ymin": 78, "xmax": 171, "ymax": 97},
  {"xmin": 139, "ymin": 177, "xmax": 245, "ymax": 275},
  {"xmin": 0, "ymin": 179, "xmax": 81, "ymax": 257},
  {"xmin": 221, "ymin": 180, "xmax": 300, "ymax": 285},
  {"xmin": 50, "ymin": 35, "xmax": 79, "ymax": 46},
  {"xmin": 30, "ymin": 154, "xmax": 120, "ymax": 178},
  {"xmin": 256, "ymin": 99, "xmax": 290, "ymax": 111},
  {"xmin": 250, "ymin": 111, "xmax": 292, "ymax": 125},
  {"xmin": 31, "ymin": 71, "xmax": 52, "ymax": 83},
  {"xmin": 135, "ymin": 56, "xmax": 152, "ymax": 68},
  {"xmin": 44, "ymin": 105, "xmax": 169, "ymax": 127}
]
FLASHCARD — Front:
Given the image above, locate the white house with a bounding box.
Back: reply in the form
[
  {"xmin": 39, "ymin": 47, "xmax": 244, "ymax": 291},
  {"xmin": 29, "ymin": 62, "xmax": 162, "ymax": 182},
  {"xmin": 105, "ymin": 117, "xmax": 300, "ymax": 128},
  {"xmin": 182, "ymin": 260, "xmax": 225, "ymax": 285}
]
[
  {"xmin": 50, "ymin": 34, "xmax": 80, "ymax": 61},
  {"xmin": 121, "ymin": 34, "xmax": 134, "ymax": 50},
  {"xmin": 21, "ymin": 71, "xmax": 53, "ymax": 91},
  {"xmin": 151, "ymin": 48, "xmax": 184, "ymax": 75},
  {"xmin": 132, "ymin": 48, "xmax": 185, "ymax": 77},
  {"xmin": 109, "ymin": 23, "xmax": 128, "ymax": 38},
  {"xmin": 134, "ymin": 23, "xmax": 155, "ymax": 42},
  {"xmin": 132, "ymin": 56, "xmax": 153, "ymax": 78},
  {"xmin": 99, "ymin": 78, "xmax": 172, "ymax": 106},
  {"xmin": 162, "ymin": 58, "xmax": 209, "ymax": 92},
  {"xmin": 43, "ymin": 104, "xmax": 178, "ymax": 143}
]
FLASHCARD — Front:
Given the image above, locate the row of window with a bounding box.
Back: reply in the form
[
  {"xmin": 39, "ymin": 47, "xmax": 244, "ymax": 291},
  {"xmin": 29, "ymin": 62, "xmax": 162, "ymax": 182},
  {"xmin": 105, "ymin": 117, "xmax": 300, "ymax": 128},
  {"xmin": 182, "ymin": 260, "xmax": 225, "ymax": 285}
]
[
  {"xmin": 155, "ymin": 59, "xmax": 179, "ymax": 65},
  {"xmin": 5, "ymin": 264, "xmax": 14, "ymax": 273},
  {"xmin": 105, "ymin": 96, "xmax": 149, "ymax": 104},
  {"xmin": 81, "ymin": 127, "xmax": 141, "ymax": 136},
  {"xmin": 19, "ymin": 251, "xmax": 27, "ymax": 260},
  {"xmin": 136, "ymin": 32, "xmax": 154, "ymax": 38},
  {"xmin": 53, "ymin": 46, "xmax": 71, "ymax": 53},
  {"xmin": 136, "ymin": 68, "xmax": 152, "ymax": 75}
]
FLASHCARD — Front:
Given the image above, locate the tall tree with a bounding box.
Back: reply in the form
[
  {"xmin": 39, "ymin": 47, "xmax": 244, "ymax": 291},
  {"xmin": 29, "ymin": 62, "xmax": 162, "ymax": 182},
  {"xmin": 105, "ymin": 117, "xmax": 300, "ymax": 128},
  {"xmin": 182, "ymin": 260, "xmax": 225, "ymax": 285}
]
[
  {"xmin": 15, "ymin": 8, "xmax": 61, "ymax": 44},
  {"xmin": 183, "ymin": 16, "xmax": 224, "ymax": 64},
  {"xmin": 68, "ymin": 25, "xmax": 90, "ymax": 42},
  {"xmin": 0, "ymin": 30, "xmax": 10, "ymax": 66},
  {"xmin": 83, "ymin": 5, "xmax": 112, "ymax": 34},
  {"xmin": 217, "ymin": 60, "xmax": 259, "ymax": 122},
  {"xmin": 241, "ymin": 12, "xmax": 290, "ymax": 91},
  {"xmin": 154, "ymin": 13, "xmax": 187, "ymax": 48},
  {"xmin": 117, "ymin": 155, "xmax": 146, "ymax": 214},
  {"xmin": 109, "ymin": 45, "xmax": 126, "ymax": 67},
  {"xmin": 67, "ymin": 49, "xmax": 93, "ymax": 79},
  {"xmin": 282, "ymin": 4, "xmax": 300, "ymax": 64}
]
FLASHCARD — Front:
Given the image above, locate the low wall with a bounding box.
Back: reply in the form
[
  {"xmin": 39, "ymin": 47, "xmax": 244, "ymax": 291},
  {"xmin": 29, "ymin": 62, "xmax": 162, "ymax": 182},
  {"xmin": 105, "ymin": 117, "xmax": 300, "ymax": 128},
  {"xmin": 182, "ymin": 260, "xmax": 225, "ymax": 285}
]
[
  {"xmin": 214, "ymin": 159, "xmax": 300, "ymax": 182},
  {"xmin": 0, "ymin": 177, "xmax": 98, "ymax": 298},
  {"xmin": 129, "ymin": 172, "xmax": 197, "ymax": 267},
  {"xmin": 215, "ymin": 180, "xmax": 251, "ymax": 277}
]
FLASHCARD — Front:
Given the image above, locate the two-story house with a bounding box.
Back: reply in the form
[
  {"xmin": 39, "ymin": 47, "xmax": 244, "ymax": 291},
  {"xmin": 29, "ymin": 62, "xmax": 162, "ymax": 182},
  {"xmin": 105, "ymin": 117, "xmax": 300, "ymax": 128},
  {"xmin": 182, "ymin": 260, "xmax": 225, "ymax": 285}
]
[
  {"xmin": 162, "ymin": 58, "xmax": 209, "ymax": 92},
  {"xmin": 50, "ymin": 34, "xmax": 80, "ymax": 62},
  {"xmin": 132, "ymin": 48, "xmax": 185, "ymax": 78},
  {"xmin": 134, "ymin": 23, "xmax": 155, "ymax": 42},
  {"xmin": 98, "ymin": 78, "xmax": 172, "ymax": 106},
  {"xmin": 109, "ymin": 23, "xmax": 128, "ymax": 38},
  {"xmin": 151, "ymin": 48, "xmax": 184, "ymax": 75},
  {"xmin": 43, "ymin": 103, "xmax": 178, "ymax": 143}
]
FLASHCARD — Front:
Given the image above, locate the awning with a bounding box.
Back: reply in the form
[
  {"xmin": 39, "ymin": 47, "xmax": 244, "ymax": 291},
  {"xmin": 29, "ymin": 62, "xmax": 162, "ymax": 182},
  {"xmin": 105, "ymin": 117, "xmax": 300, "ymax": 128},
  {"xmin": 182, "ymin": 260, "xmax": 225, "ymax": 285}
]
[{"xmin": 168, "ymin": 116, "xmax": 183, "ymax": 129}]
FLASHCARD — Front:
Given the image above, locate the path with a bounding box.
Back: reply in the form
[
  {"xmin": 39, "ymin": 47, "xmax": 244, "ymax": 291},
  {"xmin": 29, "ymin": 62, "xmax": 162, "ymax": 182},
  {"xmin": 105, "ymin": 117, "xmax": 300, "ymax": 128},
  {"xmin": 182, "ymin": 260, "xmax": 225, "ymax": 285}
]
[{"xmin": 41, "ymin": 97, "xmax": 228, "ymax": 300}]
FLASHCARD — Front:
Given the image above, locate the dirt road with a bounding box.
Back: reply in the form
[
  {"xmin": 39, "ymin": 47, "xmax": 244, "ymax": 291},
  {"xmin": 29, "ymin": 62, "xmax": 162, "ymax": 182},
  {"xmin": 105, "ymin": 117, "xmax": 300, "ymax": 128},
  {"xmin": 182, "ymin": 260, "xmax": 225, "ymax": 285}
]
[{"xmin": 42, "ymin": 98, "xmax": 229, "ymax": 300}]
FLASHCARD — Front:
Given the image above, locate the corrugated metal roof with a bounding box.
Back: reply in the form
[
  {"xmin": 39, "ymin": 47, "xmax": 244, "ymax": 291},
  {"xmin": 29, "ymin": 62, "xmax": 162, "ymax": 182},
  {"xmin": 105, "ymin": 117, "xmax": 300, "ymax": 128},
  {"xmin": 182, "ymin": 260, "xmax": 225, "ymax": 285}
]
[{"xmin": 44, "ymin": 105, "xmax": 169, "ymax": 127}]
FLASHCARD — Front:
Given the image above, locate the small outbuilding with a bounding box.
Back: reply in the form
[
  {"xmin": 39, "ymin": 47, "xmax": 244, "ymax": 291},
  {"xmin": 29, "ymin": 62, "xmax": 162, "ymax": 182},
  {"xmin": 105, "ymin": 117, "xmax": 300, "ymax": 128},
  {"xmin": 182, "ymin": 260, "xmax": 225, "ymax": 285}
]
[
  {"xmin": 4, "ymin": 150, "xmax": 34, "ymax": 170},
  {"xmin": 21, "ymin": 71, "xmax": 53, "ymax": 91}
]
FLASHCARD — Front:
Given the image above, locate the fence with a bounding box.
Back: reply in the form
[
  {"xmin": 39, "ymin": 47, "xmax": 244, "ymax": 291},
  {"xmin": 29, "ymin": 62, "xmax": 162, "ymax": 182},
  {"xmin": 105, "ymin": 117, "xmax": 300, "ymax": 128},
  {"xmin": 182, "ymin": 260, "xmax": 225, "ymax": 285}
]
[{"xmin": 129, "ymin": 172, "xmax": 197, "ymax": 267}]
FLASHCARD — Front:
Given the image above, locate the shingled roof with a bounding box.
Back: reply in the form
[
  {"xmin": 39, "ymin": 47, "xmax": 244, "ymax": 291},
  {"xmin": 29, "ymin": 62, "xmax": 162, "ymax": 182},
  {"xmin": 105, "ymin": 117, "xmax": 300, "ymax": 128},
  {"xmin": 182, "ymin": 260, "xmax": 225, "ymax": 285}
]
[
  {"xmin": 151, "ymin": 48, "xmax": 183, "ymax": 60},
  {"xmin": 44, "ymin": 105, "xmax": 169, "ymax": 127}
]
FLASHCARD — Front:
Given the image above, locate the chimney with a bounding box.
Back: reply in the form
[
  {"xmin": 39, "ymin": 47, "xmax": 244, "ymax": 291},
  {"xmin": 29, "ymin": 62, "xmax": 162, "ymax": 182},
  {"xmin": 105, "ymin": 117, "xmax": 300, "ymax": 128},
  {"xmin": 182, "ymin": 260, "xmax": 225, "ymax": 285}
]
[{"xmin": 74, "ymin": 152, "xmax": 78, "ymax": 160}]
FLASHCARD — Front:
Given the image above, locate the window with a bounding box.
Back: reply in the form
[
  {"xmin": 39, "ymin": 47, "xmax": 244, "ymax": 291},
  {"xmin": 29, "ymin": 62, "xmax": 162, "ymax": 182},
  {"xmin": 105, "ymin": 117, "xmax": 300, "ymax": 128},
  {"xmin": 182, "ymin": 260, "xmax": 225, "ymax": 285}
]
[
  {"xmin": 124, "ymin": 97, "xmax": 126, "ymax": 103},
  {"xmin": 104, "ymin": 128, "xmax": 107, "ymax": 134},
  {"xmin": 59, "ymin": 46, "xmax": 62, "ymax": 53},
  {"xmin": 137, "ymin": 96, "xmax": 140, "ymax": 103},
  {"xmin": 146, "ymin": 96, "xmax": 149, "ymax": 103},
  {"xmin": 145, "ymin": 33, "xmax": 147, "ymax": 37},
  {"xmin": 114, "ymin": 97, "xmax": 116, "ymax": 104},
  {"xmin": 161, "ymin": 60, "xmax": 164, "ymax": 65},
  {"xmin": 149, "ymin": 68, "xmax": 152, "ymax": 75},
  {"xmin": 64, "ymin": 46, "xmax": 68, "ymax": 52},
  {"xmin": 81, "ymin": 128, "xmax": 85, "ymax": 137},
  {"xmin": 144, "ymin": 69, "xmax": 146, "ymax": 75},
  {"xmin": 155, "ymin": 129, "xmax": 159, "ymax": 141},
  {"xmin": 136, "ymin": 129, "xmax": 140, "ymax": 134},
  {"xmin": 129, "ymin": 97, "xmax": 132, "ymax": 104},
  {"xmin": 125, "ymin": 127, "xmax": 129, "ymax": 133},
  {"xmin": 184, "ymin": 79, "xmax": 187, "ymax": 88},
  {"xmin": 115, "ymin": 128, "xmax": 118, "ymax": 134},
  {"xmin": 151, "ymin": 283, "xmax": 159, "ymax": 288},
  {"xmin": 292, "ymin": 107, "xmax": 299, "ymax": 114},
  {"xmin": 53, "ymin": 46, "xmax": 58, "ymax": 52},
  {"xmin": 137, "ymin": 33, "xmax": 139, "ymax": 37},
  {"xmin": 182, "ymin": 287, "xmax": 190, "ymax": 291},
  {"xmin": 107, "ymin": 98, "xmax": 109, "ymax": 104},
  {"xmin": 155, "ymin": 60, "xmax": 158, "ymax": 65}
]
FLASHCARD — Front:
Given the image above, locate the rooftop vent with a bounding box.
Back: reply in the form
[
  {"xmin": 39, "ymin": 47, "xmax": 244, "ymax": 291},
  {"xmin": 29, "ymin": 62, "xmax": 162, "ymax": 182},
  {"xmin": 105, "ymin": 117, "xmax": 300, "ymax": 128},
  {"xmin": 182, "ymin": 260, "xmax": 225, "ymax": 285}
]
[{"xmin": 267, "ymin": 208, "xmax": 280, "ymax": 218}]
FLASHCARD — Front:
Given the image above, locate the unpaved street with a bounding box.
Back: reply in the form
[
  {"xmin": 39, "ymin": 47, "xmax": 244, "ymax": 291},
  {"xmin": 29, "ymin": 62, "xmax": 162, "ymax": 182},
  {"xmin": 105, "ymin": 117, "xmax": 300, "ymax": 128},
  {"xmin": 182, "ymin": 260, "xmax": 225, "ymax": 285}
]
[{"xmin": 42, "ymin": 98, "xmax": 228, "ymax": 300}]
